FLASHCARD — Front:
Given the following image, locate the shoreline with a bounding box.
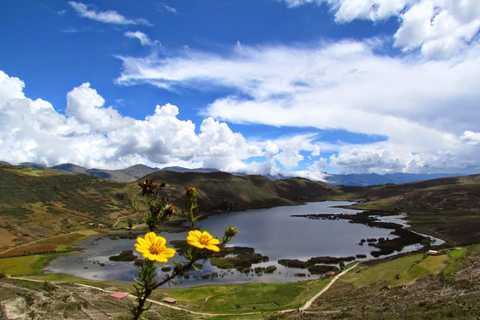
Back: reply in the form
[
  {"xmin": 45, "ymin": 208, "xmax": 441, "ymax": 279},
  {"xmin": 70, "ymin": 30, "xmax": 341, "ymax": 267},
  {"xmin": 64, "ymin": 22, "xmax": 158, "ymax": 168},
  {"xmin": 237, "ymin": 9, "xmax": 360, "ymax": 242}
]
[{"xmin": 41, "ymin": 201, "xmax": 440, "ymax": 287}]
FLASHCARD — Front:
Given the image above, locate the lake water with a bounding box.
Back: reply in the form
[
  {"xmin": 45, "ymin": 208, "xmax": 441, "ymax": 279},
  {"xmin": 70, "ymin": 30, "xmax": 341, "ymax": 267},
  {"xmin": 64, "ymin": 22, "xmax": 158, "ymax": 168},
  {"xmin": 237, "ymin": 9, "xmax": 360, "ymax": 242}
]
[{"xmin": 45, "ymin": 201, "xmax": 420, "ymax": 287}]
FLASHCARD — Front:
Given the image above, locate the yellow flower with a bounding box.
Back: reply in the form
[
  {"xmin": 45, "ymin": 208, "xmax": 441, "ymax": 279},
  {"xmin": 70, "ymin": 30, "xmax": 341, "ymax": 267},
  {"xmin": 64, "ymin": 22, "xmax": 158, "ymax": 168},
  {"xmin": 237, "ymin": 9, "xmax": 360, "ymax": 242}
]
[
  {"xmin": 135, "ymin": 232, "xmax": 176, "ymax": 262},
  {"xmin": 186, "ymin": 230, "xmax": 221, "ymax": 252}
]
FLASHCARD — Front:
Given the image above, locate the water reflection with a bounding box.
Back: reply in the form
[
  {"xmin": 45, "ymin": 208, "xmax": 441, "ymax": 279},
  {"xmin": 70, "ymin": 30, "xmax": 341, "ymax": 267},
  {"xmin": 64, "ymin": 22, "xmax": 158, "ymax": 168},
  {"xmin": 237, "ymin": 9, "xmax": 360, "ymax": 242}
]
[{"xmin": 46, "ymin": 201, "xmax": 419, "ymax": 286}]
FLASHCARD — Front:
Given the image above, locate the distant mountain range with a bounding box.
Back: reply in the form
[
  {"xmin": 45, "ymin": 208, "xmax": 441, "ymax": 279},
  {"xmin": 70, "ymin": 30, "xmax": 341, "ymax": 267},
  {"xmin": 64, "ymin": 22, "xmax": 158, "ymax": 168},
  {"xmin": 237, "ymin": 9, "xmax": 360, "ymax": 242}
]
[
  {"xmin": 7, "ymin": 161, "xmax": 461, "ymax": 186},
  {"xmin": 323, "ymin": 172, "xmax": 460, "ymax": 186}
]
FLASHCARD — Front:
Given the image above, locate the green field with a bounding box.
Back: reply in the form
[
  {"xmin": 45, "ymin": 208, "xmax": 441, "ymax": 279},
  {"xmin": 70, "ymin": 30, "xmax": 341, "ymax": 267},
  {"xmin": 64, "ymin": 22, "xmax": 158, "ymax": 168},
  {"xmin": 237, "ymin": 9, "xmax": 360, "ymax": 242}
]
[{"xmin": 157, "ymin": 279, "xmax": 329, "ymax": 314}]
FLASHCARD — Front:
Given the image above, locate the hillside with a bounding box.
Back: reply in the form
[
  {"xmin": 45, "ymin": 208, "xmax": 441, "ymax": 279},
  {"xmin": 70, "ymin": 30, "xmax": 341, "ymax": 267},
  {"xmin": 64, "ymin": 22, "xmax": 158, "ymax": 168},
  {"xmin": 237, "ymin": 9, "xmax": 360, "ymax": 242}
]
[
  {"xmin": 10, "ymin": 161, "xmax": 464, "ymax": 186},
  {"xmin": 0, "ymin": 164, "xmax": 135, "ymax": 250},
  {"xmin": 0, "ymin": 164, "xmax": 333, "ymax": 250},
  {"xmin": 1, "ymin": 161, "xmax": 479, "ymax": 250},
  {"xmin": 338, "ymin": 174, "xmax": 480, "ymax": 245},
  {"xmin": 140, "ymin": 170, "xmax": 334, "ymax": 213},
  {"xmin": 50, "ymin": 163, "xmax": 159, "ymax": 183}
]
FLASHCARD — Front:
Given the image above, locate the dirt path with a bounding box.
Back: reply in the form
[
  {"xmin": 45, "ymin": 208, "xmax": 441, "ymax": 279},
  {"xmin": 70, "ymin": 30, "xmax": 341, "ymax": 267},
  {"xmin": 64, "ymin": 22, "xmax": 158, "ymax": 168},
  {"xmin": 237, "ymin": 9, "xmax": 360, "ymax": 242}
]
[
  {"xmin": 279, "ymin": 262, "xmax": 360, "ymax": 314},
  {"xmin": 300, "ymin": 262, "xmax": 359, "ymax": 310}
]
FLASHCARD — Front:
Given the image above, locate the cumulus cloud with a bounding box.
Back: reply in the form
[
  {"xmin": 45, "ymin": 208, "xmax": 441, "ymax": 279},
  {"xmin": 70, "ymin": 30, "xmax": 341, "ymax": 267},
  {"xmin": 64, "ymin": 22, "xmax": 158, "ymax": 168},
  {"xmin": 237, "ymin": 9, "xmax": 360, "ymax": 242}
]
[
  {"xmin": 283, "ymin": 0, "xmax": 480, "ymax": 58},
  {"xmin": 284, "ymin": 0, "xmax": 409, "ymax": 21},
  {"xmin": 394, "ymin": 0, "xmax": 480, "ymax": 58},
  {"xmin": 124, "ymin": 31, "xmax": 160, "ymax": 46},
  {"xmin": 114, "ymin": 38, "xmax": 480, "ymax": 174},
  {"xmin": 65, "ymin": 83, "xmax": 132, "ymax": 132},
  {"xmin": 0, "ymin": 71, "xmax": 293, "ymax": 174},
  {"xmin": 69, "ymin": 2, "xmax": 151, "ymax": 26},
  {"xmin": 460, "ymin": 131, "xmax": 480, "ymax": 145}
]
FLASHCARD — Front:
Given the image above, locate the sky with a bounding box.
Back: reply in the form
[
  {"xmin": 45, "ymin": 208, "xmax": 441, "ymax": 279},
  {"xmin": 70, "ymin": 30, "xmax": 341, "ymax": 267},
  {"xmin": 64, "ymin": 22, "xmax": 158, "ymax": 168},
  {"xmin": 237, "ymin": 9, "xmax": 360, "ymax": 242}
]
[{"xmin": 1, "ymin": 0, "xmax": 480, "ymax": 180}]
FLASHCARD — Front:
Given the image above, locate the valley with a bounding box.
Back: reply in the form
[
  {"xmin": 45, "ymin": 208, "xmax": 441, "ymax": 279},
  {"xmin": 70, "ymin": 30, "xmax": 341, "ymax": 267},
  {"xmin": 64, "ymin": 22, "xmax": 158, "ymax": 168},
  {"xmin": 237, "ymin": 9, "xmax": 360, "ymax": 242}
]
[{"xmin": 0, "ymin": 163, "xmax": 479, "ymax": 319}]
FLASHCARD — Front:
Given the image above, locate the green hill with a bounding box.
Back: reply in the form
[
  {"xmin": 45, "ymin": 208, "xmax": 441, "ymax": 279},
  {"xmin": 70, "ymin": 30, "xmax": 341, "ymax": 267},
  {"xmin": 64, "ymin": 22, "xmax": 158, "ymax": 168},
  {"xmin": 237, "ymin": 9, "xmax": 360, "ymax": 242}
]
[
  {"xmin": 140, "ymin": 170, "xmax": 334, "ymax": 213},
  {"xmin": 0, "ymin": 164, "xmax": 135, "ymax": 249},
  {"xmin": 0, "ymin": 164, "xmax": 333, "ymax": 250},
  {"xmin": 337, "ymin": 174, "xmax": 480, "ymax": 245}
]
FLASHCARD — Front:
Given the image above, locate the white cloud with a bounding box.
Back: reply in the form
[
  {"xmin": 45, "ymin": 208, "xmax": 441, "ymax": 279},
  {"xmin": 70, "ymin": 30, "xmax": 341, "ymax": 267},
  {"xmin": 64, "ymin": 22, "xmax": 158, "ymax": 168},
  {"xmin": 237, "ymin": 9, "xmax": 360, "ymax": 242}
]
[
  {"xmin": 292, "ymin": 158, "xmax": 330, "ymax": 181},
  {"xmin": 65, "ymin": 83, "xmax": 132, "ymax": 132},
  {"xmin": 393, "ymin": 0, "xmax": 434, "ymax": 50},
  {"xmin": 283, "ymin": 0, "xmax": 480, "ymax": 58},
  {"xmin": 460, "ymin": 131, "xmax": 480, "ymax": 145},
  {"xmin": 311, "ymin": 144, "xmax": 321, "ymax": 157},
  {"xmin": 115, "ymin": 38, "xmax": 480, "ymax": 174},
  {"xmin": 284, "ymin": 0, "xmax": 410, "ymax": 21},
  {"xmin": 159, "ymin": 3, "xmax": 177, "ymax": 14},
  {"xmin": 69, "ymin": 2, "xmax": 151, "ymax": 26},
  {"xmin": 0, "ymin": 71, "xmax": 25, "ymax": 105},
  {"xmin": 329, "ymin": 0, "xmax": 410, "ymax": 22},
  {"xmin": 124, "ymin": 31, "xmax": 160, "ymax": 46},
  {"xmin": 394, "ymin": 0, "xmax": 480, "ymax": 58},
  {"xmin": 0, "ymin": 71, "xmax": 286, "ymax": 174}
]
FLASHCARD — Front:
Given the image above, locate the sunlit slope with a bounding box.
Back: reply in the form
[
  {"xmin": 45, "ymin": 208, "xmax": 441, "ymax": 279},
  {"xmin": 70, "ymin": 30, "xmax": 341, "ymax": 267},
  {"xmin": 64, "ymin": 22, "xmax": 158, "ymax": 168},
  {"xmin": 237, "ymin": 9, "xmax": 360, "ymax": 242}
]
[
  {"xmin": 0, "ymin": 164, "xmax": 134, "ymax": 248},
  {"xmin": 135, "ymin": 170, "xmax": 334, "ymax": 213},
  {"xmin": 0, "ymin": 164, "xmax": 333, "ymax": 249},
  {"xmin": 337, "ymin": 174, "xmax": 480, "ymax": 245}
]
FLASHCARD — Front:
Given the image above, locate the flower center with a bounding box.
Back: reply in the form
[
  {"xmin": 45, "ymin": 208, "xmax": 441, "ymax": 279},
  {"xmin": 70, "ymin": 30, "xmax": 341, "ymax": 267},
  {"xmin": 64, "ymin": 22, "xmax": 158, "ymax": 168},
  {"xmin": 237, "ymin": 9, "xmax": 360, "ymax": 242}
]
[
  {"xmin": 149, "ymin": 242, "xmax": 164, "ymax": 255},
  {"xmin": 199, "ymin": 235, "xmax": 210, "ymax": 245}
]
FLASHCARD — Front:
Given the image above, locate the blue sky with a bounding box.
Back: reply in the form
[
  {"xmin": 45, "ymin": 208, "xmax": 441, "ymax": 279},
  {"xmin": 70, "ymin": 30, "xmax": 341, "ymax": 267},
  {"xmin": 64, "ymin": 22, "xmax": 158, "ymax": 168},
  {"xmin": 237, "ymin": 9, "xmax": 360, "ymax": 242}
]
[{"xmin": 1, "ymin": 0, "xmax": 480, "ymax": 179}]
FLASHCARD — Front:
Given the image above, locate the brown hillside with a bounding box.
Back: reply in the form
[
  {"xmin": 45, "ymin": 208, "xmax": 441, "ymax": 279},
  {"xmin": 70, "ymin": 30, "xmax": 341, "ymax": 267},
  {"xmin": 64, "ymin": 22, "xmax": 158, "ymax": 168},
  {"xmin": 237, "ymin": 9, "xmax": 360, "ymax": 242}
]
[{"xmin": 138, "ymin": 171, "xmax": 334, "ymax": 213}]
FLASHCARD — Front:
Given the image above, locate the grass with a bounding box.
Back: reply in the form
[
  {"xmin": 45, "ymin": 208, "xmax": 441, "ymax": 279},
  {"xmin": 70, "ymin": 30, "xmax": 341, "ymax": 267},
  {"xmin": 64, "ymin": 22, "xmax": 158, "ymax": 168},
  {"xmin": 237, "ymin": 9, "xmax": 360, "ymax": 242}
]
[
  {"xmin": 0, "ymin": 230, "xmax": 98, "ymax": 257},
  {"xmin": 442, "ymin": 247, "xmax": 468, "ymax": 275},
  {"xmin": 0, "ymin": 255, "xmax": 39, "ymax": 275},
  {"xmin": 0, "ymin": 230, "xmax": 103, "ymax": 279},
  {"xmin": 340, "ymin": 252, "xmax": 450, "ymax": 289},
  {"xmin": 0, "ymin": 251, "xmax": 84, "ymax": 276},
  {"xmin": 4, "ymin": 167, "xmax": 62, "ymax": 177},
  {"xmin": 157, "ymin": 279, "xmax": 330, "ymax": 314}
]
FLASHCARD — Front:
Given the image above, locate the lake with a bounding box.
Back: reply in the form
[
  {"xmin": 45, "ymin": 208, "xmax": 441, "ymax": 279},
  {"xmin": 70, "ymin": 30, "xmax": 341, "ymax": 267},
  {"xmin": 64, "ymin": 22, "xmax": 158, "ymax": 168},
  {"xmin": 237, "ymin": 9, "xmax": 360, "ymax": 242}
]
[{"xmin": 45, "ymin": 201, "xmax": 423, "ymax": 286}]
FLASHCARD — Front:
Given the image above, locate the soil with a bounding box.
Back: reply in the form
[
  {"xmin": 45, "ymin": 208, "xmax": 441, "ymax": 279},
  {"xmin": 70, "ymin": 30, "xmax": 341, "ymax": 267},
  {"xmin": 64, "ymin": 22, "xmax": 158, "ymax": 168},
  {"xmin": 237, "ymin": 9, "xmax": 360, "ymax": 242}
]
[{"xmin": 0, "ymin": 278, "xmax": 191, "ymax": 320}]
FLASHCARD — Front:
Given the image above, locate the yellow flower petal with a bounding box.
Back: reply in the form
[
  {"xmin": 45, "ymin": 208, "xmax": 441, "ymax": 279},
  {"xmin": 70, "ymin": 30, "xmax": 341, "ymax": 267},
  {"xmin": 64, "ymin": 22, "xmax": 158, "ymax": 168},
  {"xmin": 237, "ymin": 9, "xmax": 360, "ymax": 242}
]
[
  {"xmin": 135, "ymin": 232, "xmax": 176, "ymax": 262},
  {"xmin": 136, "ymin": 237, "xmax": 147, "ymax": 247},
  {"xmin": 145, "ymin": 232, "xmax": 157, "ymax": 245},
  {"xmin": 209, "ymin": 238, "xmax": 220, "ymax": 245},
  {"xmin": 156, "ymin": 236, "xmax": 166, "ymax": 247},
  {"xmin": 162, "ymin": 247, "xmax": 176, "ymax": 258},
  {"xmin": 205, "ymin": 244, "xmax": 220, "ymax": 252},
  {"xmin": 191, "ymin": 230, "xmax": 203, "ymax": 237},
  {"xmin": 186, "ymin": 230, "xmax": 221, "ymax": 252}
]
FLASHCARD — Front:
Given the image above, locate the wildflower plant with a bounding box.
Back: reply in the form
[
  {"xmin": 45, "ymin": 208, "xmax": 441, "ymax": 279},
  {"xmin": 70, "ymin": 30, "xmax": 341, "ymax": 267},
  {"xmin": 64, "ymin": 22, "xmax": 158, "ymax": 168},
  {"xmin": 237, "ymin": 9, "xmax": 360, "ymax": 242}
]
[
  {"xmin": 131, "ymin": 181, "xmax": 237, "ymax": 320},
  {"xmin": 138, "ymin": 179, "xmax": 176, "ymax": 231},
  {"xmin": 185, "ymin": 186, "xmax": 201, "ymax": 228}
]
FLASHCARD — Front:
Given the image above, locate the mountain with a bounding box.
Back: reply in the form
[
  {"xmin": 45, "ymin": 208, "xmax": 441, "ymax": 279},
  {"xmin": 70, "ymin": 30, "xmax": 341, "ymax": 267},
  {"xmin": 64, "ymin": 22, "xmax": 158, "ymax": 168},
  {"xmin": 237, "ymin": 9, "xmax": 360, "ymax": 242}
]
[
  {"xmin": 137, "ymin": 170, "xmax": 334, "ymax": 213},
  {"xmin": 49, "ymin": 163, "xmax": 159, "ymax": 183},
  {"xmin": 18, "ymin": 162, "xmax": 47, "ymax": 170},
  {"xmin": 50, "ymin": 163, "xmax": 87, "ymax": 174},
  {"xmin": 324, "ymin": 172, "xmax": 459, "ymax": 186},
  {"xmin": 1, "ymin": 161, "xmax": 479, "ymax": 249},
  {"xmin": 12, "ymin": 161, "xmax": 464, "ymax": 186},
  {"xmin": 0, "ymin": 163, "xmax": 333, "ymax": 249},
  {"xmin": 161, "ymin": 166, "xmax": 220, "ymax": 173}
]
